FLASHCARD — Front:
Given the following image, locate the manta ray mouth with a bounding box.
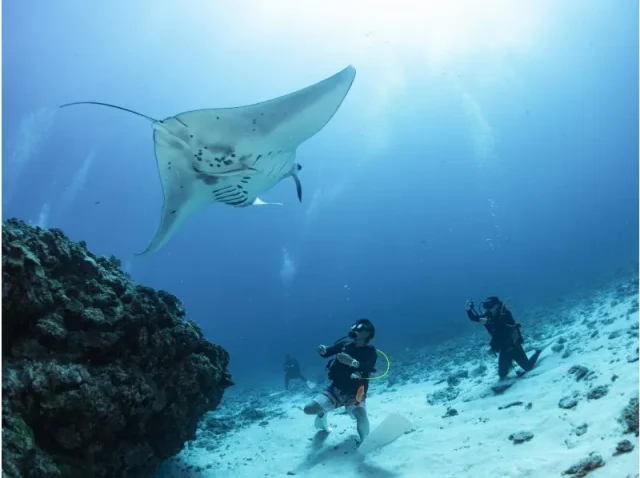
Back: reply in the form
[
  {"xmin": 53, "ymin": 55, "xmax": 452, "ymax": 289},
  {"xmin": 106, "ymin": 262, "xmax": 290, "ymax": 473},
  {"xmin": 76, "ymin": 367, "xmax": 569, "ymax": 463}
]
[{"xmin": 191, "ymin": 164, "xmax": 256, "ymax": 177}]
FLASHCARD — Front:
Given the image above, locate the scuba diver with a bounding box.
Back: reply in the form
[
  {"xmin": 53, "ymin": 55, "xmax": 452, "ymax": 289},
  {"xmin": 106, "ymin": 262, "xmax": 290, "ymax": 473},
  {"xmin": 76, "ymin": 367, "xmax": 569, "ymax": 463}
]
[
  {"xmin": 284, "ymin": 354, "xmax": 310, "ymax": 390},
  {"xmin": 303, "ymin": 318, "xmax": 378, "ymax": 443},
  {"xmin": 466, "ymin": 296, "xmax": 542, "ymax": 380}
]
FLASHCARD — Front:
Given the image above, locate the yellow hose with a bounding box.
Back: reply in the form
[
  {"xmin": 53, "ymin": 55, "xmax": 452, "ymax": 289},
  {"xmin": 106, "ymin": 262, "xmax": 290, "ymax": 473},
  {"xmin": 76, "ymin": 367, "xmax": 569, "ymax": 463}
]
[{"xmin": 364, "ymin": 348, "xmax": 391, "ymax": 380}]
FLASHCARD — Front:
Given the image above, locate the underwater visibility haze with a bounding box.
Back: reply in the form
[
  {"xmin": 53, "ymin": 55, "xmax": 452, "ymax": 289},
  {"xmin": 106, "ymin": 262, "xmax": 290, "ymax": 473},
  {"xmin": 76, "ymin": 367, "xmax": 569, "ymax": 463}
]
[{"xmin": 2, "ymin": 0, "xmax": 638, "ymax": 386}]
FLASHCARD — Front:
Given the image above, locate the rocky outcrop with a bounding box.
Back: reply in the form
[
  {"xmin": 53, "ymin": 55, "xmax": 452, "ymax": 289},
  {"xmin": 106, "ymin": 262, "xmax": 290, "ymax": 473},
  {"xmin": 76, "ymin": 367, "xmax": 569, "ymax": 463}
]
[
  {"xmin": 619, "ymin": 395, "xmax": 639, "ymax": 436},
  {"xmin": 509, "ymin": 431, "xmax": 534, "ymax": 444},
  {"xmin": 562, "ymin": 452, "xmax": 605, "ymax": 477},
  {"xmin": 559, "ymin": 396, "xmax": 579, "ymax": 409},
  {"xmin": 426, "ymin": 386, "xmax": 459, "ymax": 405},
  {"xmin": 2, "ymin": 219, "xmax": 234, "ymax": 477},
  {"xmin": 586, "ymin": 385, "xmax": 609, "ymax": 400},
  {"xmin": 613, "ymin": 439, "xmax": 635, "ymax": 456}
]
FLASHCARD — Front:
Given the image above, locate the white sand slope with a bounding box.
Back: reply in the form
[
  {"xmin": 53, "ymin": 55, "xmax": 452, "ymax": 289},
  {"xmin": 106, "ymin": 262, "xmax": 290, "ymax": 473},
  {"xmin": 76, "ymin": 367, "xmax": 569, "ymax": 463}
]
[{"xmin": 159, "ymin": 278, "xmax": 639, "ymax": 478}]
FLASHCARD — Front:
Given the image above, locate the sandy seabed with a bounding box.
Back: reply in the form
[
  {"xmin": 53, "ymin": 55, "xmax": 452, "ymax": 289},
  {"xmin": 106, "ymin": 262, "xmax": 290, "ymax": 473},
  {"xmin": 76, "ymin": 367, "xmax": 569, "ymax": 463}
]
[{"xmin": 158, "ymin": 278, "xmax": 639, "ymax": 478}]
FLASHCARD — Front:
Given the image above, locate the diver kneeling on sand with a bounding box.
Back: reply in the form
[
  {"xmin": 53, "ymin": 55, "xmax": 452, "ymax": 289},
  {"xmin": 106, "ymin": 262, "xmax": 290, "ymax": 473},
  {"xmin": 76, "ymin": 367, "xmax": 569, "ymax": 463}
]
[
  {"xmin": 303, "ymin": 319, "xmax": 377, "ymax": 443},
  {"xmin": 466, "ymin": 296, "xmax": 542, "ymax": 381}
]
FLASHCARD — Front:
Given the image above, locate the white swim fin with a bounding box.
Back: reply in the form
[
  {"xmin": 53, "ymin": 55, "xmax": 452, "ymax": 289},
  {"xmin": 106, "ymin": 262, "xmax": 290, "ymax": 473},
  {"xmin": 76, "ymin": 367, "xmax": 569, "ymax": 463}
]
[
  {"xmin": 358, "ymin": 413, "xmax": 412, "ymax": 455},
  {"xmin": 314, "ymin": 413, "xmax": 331, "ymax": 432}
]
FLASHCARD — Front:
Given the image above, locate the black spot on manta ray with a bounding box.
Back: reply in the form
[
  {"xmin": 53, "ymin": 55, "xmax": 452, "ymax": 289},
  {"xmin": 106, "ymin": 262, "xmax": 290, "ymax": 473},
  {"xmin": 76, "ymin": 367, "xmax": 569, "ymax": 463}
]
[{"xmin": 170, "ymin": 210, "xmax": 176, "ymax": 214}]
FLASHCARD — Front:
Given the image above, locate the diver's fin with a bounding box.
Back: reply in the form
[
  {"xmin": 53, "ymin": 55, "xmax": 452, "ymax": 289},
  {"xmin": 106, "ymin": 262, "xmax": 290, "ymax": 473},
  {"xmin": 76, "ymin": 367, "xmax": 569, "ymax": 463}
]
[
  {"xmin": 358, "ymin": 413, "xmax": 412, "ymax": 455},
  {"xmin": 314, "ymin": 413, "xmax": 331, "ymax": 432}
]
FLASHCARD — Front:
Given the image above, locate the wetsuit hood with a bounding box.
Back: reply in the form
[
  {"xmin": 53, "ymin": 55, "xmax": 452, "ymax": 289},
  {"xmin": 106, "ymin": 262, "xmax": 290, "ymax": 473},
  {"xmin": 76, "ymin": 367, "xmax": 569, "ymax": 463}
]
[{"xmin": 482, "ymin": 296, "xmax": 501, "ymax": 311}]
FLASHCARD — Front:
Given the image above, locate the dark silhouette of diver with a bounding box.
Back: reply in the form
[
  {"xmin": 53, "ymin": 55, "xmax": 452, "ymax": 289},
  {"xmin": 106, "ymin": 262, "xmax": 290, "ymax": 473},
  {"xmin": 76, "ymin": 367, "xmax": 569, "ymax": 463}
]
[
  {"xmin": 284, "ymin": 354, "xmax": 309, "ymax": 390},
  {"xmin": 466, "ymin": 296, "xmax": 542, "ymax": 380}
]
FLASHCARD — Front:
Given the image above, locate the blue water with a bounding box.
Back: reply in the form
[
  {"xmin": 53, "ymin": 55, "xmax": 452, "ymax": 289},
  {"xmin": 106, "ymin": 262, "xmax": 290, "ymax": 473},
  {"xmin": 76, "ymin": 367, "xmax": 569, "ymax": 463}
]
[{"xmin": 3, "ymin": 1, "xmax": 638, "ymax": 383}]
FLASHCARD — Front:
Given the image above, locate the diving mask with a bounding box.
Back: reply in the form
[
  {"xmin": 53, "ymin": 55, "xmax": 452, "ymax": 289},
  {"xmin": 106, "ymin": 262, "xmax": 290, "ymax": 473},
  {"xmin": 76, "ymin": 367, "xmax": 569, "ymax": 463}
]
[{"xmin": 348, "ymin": 322, "xmax": 370, "ymax": 339}]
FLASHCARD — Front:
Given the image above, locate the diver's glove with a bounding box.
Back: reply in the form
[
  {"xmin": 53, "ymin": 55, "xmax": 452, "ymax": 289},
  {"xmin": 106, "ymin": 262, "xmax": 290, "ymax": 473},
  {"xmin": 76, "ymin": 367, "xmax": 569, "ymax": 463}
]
[{"xmin": 466, "ymin": 299, "xmax": 474, "ymax": 311}]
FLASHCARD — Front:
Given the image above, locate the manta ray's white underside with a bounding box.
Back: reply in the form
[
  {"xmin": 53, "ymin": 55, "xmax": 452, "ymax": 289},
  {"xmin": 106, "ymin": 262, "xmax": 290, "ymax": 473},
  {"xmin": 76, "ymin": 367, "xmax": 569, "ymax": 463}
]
[{"xmin": 61, "ymin": 65, "xmax": 356, "ymax": 255}]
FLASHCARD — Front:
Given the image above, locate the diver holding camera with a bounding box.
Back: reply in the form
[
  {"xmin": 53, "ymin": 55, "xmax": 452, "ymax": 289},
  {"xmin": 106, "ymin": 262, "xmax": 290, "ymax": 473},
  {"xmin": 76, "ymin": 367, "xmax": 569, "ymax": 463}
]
[{"xmin": 466, "ymin": 296, "xmax": 542, "ymax": 380}]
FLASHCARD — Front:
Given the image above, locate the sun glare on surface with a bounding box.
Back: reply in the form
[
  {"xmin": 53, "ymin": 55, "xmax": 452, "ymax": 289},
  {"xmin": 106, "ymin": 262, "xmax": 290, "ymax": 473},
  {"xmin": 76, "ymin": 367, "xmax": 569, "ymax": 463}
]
[
  {"xmin": 246, "ymin": 0, "xmax": 547, "ymax": 67},
  {"xmin": 153, "ymin": 0, "xmax": 553, "ymax": 163}
]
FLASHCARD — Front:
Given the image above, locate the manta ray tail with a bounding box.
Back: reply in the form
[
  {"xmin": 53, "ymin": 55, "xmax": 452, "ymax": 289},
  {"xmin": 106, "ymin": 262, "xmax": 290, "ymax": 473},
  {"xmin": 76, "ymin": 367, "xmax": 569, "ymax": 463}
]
[{"xmin": 59, "ymin": 101, "xmax": 158, "ymax": 122}]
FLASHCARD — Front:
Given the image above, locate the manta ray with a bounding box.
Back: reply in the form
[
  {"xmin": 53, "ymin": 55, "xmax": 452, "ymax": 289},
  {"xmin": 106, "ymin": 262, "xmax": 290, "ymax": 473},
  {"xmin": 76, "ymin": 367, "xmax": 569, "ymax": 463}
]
[{"xmin": 61, "ymin": 65, "xmax": 356, "ymax": 255}]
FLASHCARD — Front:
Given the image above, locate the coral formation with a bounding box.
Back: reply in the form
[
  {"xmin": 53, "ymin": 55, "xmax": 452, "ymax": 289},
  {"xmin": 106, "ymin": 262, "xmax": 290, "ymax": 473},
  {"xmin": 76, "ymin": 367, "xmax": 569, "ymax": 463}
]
[
  {"xmin": 2, "ymin": 219, "xmax": 233, "ymax": 477},
  {"xmin": 619, "ymin": 395, "xmax": 639, "ymax": 436}
]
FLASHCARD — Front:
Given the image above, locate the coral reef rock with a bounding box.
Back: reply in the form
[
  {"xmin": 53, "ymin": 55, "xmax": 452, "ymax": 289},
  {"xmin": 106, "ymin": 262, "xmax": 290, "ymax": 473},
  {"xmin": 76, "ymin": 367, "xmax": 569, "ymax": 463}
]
[
  {"xmin": 508, "ymin": 431, "xmax": 534, "ymax": 444},
  {"xmin": 2, "ymin": 219, "xmax": 234, "ymax": 477},
  {"xmin": 613, "ymin": 439, "xmax": 635, "ymax": 456},
  {"xmin": 562, "ymin": 452, "xmax": 605, "ymax": 477},
  {"xmin": 559, "ymin": 396, "xmax": 579, "ymax": 410},
  {"xmin": 619, "ymin": 395, "xmax": 639, "ymax": 436}
]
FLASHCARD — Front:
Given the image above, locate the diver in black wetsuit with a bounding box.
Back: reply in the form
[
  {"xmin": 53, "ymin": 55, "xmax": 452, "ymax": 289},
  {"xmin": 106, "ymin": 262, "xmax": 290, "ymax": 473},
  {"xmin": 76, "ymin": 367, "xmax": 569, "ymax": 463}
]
[
  {"xmin": 284, "ymin": 354, "xmax": 308, "ymax": 390},
  {"xmin": 466, "ymin": 296, "xmax": 542, "ymax": 380},
  {"xmin": 303, "ymin": 318, "xmax": 378, "ymax": 442}
]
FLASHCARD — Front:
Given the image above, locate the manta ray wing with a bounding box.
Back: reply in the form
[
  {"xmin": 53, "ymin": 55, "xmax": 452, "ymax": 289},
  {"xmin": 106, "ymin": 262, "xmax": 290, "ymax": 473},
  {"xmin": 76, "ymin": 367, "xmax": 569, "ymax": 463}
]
[{"xmin": 141, "ymin": 65, "xmax": 356, "ymax": 254}]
